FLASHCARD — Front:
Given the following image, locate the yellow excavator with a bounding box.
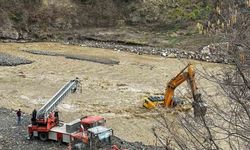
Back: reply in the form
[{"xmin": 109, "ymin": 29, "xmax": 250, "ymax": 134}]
[{"xmin": 143, "ymin": 63, "xmax": 207, "ymax": 117}]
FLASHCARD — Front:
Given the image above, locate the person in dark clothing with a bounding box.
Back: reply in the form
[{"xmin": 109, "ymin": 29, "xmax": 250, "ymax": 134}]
[
  {"xmin": 54, "ymin": 110, "xmax": 59, "ymax": 125},
  {"xmin": 31, "ymin": 109, "xmax": 37, "ymax": 125},
  {"xmin": 16, "ymin": 109, "xmax": 21, "ymax": 125}
]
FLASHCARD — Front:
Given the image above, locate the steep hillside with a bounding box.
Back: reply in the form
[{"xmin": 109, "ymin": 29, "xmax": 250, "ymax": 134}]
[
  {"xmin": 0, "ymin": 0, "xmax": 249, "ymax": 51},
  {"xmin": 0, "ymin": 0, "xmax": 213, "ymax": 39}
]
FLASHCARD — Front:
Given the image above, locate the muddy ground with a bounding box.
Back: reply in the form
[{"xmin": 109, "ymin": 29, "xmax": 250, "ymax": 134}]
[{"xmin": 0, "ymin": 42, "xmax": 225, "ymax": 147}]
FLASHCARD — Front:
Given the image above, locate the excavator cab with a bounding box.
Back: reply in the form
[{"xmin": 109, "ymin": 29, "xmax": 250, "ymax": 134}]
[
  {"xmin": 143, "ymin": 96, "xmax": 164, "ymax": 109},
  {"xmin": 143, "ymin": 96, "xmax": 184, "ymax": 109}
]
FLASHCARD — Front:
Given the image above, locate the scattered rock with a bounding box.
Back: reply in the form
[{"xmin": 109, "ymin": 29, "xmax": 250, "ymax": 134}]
[
  {"xmin": 167, "ymin": 53, "xmax": 176, "ymax": 58},
  {"xmin": 161, "ymin": 52, "xmax": 167, "ymax": 57},
  {"xmin": 201, "ymin": 46, "xmax": 211, "ymax": 55}
]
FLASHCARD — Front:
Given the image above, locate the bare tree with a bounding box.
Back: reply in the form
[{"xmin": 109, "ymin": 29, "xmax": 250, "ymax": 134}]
[{"xmin": 153, "ymin": 1, "xmax": 250, "ymax": 150}]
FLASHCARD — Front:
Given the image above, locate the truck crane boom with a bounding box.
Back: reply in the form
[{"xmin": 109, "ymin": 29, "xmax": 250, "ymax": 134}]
[
  {"xmin": 37, "ymin": 78, "xmax": 81, "ymax": 120},
  {"xmin": 28, "ymin": 78, "xmax": 113, "ymax": 147}
]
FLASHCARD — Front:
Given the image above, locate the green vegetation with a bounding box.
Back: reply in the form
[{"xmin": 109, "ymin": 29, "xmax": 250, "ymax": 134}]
[
  {"xmin": 1, "ymin": 0, "xmax": 215, "ymax": 30},
  {"xmin": 0, "ymin": 0, "xmax": 230, "ymax": 49},
  {"xmin": 9, "ymin": 12, "xmax": 23, "ymax": 23},
  {"xmin": 124, "ymin": 0, "xmax": 213, "ymax": 26}
]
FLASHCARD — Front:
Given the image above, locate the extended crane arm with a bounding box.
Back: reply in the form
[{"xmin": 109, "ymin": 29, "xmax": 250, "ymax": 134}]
[
  {"xmin": 37, "ymin": 78, "xmax": 81, "ymax": 119},
  {"xmin": 163, "ymin": 64, "xmax": 198, "ymax": 107}
]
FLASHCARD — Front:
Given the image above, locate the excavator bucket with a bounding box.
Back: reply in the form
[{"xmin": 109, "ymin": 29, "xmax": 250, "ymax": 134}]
[{"xmin": 192, "ymin": 94, "xmax": 207, "ymax": 117}]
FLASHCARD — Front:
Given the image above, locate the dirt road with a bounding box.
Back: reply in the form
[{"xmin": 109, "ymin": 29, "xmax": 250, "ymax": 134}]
[{"xmin": 0, "ymin": 42, "xmax": 224, "ymax": 145}]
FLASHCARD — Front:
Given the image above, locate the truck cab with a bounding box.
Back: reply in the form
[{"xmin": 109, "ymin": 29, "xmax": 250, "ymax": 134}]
[
  {"xmin": 80, "ymin": 116, "xmax": 106, "ymax": 130},
  {"xmin": 71, "ymin": 126, "xmax": 113, "ymax": 150}
]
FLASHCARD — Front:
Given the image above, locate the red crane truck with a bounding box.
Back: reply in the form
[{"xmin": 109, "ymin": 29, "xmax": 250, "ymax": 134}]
[{"xmin": 27, "ymin": 78, "xmax": 113, "ymax": 148}]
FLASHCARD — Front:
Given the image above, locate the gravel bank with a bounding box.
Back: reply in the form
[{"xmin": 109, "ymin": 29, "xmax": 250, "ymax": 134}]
[
  {"xmin": 1, "ymin": 36, "xmax": 232, "ymax": 64},
  {"xmin": 0, "ymin": 52, "xmax": 33, "ymax": 66},
  {"xmin": 23, "ymin": 50, "xmax": 119, "ymax": 65},
  {"xmin": 63, "ymin": 37, "xmax": 233, "ymax": 64},
  {"xmin": 0, "ymin": 108, "xmax": 65, "ymax": 150},
  {"xmin": 0, "ymin": 108, "xmax": 164, "ymax": 150}
]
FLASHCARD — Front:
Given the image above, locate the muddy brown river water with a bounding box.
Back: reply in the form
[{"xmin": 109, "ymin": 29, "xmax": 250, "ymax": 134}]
[{"xmin": 0, "ymin": 42, "xmax": 225, "ymax": 145}]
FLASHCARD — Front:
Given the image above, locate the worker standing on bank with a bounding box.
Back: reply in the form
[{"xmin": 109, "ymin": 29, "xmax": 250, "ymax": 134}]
[{"xmin": 17, "ymin": 109, "xmax": 22, "ymax": 125}]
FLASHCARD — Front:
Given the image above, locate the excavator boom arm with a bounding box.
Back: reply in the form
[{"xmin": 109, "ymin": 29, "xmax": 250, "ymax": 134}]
[
  {"xmin": 164, "ymin": 72, "xmax": 189, "ymax": 106},
  {"xmin": 163, "ymin": 64, "xmax": 197, "ymax": 107}
]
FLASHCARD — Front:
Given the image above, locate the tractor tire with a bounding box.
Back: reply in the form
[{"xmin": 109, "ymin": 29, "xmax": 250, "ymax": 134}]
[{"xmin": 39, "ymin": 132, "xmax": 48, "ymax": 141}]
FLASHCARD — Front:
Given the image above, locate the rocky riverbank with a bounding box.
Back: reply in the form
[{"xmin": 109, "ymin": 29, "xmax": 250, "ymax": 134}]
[
  {"xmin": 63, "ymin": 37, "xmax": 232, "ymax": 64},
  {"xmin": 0, "ymin": 108, "xmax": 64, "ymax": 150},
  {"xmin": 1, "ymin": 35, "xmax": 233, "ymax": 65}
]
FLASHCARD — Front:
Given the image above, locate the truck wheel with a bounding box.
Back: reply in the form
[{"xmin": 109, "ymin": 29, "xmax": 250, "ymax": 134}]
[{"xmin": 39, "ymin": 132, "xmax": 48, "ymax": 141}]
